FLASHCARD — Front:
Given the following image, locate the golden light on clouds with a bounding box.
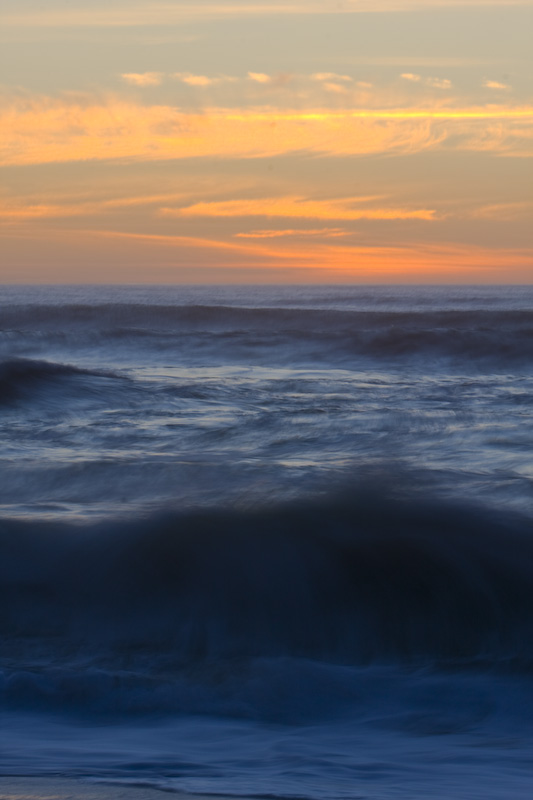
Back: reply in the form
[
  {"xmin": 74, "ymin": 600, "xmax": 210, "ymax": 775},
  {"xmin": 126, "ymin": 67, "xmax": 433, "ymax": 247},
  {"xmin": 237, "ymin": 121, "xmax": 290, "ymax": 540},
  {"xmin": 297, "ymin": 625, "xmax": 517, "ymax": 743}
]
[
  {"xmin": 235, "ymin": 228, "xmax": 350, "ymax": 238},
  {"xmin": 165, "ymin": 197, "xmax": 437, "ymax": 221},
  {"xmin": 2, "ymin": 97, "xmax": 533, "ymax": 168},
  {"xmin": 0, "ymin": 204, "xmax": 87, "ymax": 221},
  {"xmin": 247, "ymin": 73, "xmax": 271, "ymax": 84},
  {"xmin": 2, "ymin": 0, "xmax": 532, "ymax": 282},
  {"xmin": 484, "ymin": 80, "xmax": 511, "ymax": 90},
  {"xmin": 121, "ymin": 72, "xmax": 164, "ymax": 87}
]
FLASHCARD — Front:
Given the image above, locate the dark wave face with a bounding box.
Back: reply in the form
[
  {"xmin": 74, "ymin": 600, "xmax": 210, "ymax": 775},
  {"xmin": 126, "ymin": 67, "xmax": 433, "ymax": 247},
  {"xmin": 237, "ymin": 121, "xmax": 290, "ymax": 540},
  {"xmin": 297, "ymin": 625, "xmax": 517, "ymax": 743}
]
[
  {"xmin": 0, "ymin": 358, "xmax": 121, "ymax": 405},
  {"xmin": 2, "ymin": 491, "xmax": 533, "ymax": 717}
]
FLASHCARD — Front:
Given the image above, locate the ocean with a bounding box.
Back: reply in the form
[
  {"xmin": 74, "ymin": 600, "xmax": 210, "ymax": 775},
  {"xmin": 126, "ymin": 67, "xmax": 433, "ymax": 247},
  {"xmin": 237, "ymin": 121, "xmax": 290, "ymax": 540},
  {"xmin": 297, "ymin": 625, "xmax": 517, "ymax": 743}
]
[{"xmin": 2, "ymin": 284, "xmax": 533, "ymax": 799}]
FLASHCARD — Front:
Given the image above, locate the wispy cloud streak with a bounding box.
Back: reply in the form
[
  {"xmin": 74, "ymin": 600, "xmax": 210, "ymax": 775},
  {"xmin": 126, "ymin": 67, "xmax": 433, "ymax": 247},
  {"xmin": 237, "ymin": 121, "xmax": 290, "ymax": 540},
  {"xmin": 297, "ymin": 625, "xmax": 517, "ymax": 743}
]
[
  {"xmin": 2, "ymin": 96, "xmax": 532, "ymax": 166},
  {"xmin": 164, "ymin": 196, "xmax": 437, "ymax": 221},
  {"xmin": 3, "ymin": 0, "xmax": 532, "ymax": 28}
]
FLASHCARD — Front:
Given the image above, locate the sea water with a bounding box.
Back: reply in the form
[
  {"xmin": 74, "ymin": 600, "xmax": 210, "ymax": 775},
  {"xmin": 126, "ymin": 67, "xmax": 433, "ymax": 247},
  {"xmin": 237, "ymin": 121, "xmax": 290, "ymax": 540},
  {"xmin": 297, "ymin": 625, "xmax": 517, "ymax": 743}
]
[{"xmin": 2, "ymin": 284, "xmax": 533, "ymax": 799}]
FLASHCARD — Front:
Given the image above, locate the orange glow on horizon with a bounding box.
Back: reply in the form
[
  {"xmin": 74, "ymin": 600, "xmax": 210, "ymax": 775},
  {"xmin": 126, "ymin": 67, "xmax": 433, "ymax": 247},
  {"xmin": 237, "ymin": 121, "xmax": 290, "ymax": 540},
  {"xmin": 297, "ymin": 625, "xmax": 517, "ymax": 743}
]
[
  {"xmin": 2, "ymin": 218, "xmax": 531, "ymax": 283},
  {"xmin": 34, "ymin": 227, "xmax": 533, "ymax": 273}
]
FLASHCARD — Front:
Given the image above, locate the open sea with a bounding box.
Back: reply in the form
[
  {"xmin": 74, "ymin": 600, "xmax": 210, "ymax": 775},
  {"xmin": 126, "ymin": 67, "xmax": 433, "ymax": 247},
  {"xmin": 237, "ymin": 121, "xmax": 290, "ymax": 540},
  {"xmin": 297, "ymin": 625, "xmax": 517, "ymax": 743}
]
[{"xmin": 2, "ymin": 283, "xmax": 533, "ymax": 799}]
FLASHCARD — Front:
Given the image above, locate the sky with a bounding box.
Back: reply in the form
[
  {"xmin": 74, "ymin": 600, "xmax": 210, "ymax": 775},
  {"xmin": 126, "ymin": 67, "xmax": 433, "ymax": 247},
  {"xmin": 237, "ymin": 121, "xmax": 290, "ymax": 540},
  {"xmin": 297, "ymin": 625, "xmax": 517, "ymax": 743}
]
[{"xmin": 1, "ymin": 0, "xmax": 532, "ymax": 283}]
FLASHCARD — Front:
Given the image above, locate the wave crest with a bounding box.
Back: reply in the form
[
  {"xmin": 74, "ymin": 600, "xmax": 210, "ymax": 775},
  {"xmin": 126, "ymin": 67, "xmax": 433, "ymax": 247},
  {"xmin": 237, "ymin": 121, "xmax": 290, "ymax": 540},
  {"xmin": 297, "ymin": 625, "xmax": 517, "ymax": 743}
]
[
  {"xmin": 3, "ymin": 306, "xmax": 533, "ymax": 364},
  {"xmin": 0, "ymin": 358, "xmax": 119, "ymax": 404}
]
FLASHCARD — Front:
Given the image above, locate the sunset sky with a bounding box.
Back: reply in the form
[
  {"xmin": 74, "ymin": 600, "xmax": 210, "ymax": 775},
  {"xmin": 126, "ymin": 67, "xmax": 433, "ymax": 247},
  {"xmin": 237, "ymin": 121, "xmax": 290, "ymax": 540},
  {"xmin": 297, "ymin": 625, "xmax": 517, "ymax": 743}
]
[{"xmin": 1, "ymin": 0, "xmax": 532, "ymax": 283}]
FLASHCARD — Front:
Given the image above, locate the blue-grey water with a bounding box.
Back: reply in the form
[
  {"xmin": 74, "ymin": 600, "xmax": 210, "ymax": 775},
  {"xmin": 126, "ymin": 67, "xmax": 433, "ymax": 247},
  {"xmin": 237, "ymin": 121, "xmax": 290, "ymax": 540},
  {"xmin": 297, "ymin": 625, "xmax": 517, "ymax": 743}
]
[{"xmin": 2, "ymin": 284, "xmax": 533, "ymax": 799}]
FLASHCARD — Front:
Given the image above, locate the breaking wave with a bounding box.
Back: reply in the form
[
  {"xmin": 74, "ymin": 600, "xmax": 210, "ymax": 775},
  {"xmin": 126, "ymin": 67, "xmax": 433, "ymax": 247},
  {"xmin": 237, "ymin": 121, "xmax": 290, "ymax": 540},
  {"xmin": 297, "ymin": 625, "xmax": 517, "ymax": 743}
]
[
  {"xmin": 2, "ymin": 489, "xmax": 533, "ymax": 717},
  {"xmin": 2, "ymin": 305, "xmax": 533, "ymax": 365},
  {"xmin": 0, "ymin": 358, "xmax": 121, "ymax": 405}
]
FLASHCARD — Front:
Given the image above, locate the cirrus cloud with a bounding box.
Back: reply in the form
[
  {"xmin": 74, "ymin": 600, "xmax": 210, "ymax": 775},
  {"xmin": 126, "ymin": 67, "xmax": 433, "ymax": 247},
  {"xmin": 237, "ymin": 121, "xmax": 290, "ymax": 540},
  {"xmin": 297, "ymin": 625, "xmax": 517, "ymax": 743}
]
[
  {"xmin": 161, "ymin": 196, "xmax": 438, "ymax": 221},
  {"xmin": 2, "ymin": 95, "xmax": 533, "ymax": 167},
  {"xmin": 235, "ymin": 228, "xmax": 351, "ymax": 238}
]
